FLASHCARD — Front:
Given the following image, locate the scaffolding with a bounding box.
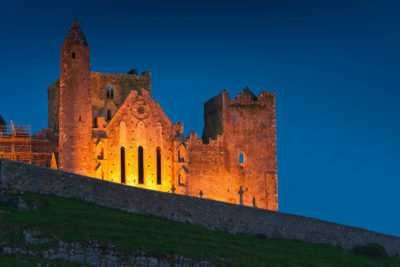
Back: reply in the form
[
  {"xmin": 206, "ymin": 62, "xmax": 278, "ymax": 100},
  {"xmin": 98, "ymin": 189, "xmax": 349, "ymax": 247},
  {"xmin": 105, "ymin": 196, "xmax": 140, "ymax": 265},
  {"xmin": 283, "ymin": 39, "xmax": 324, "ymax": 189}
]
[
  {"xmin": 0, "ymin": 121, "xmax": 53, "ymax": 167},
  {"xmin": 0, "ymin": 122, "xmax": 32, "ymax": 164}
]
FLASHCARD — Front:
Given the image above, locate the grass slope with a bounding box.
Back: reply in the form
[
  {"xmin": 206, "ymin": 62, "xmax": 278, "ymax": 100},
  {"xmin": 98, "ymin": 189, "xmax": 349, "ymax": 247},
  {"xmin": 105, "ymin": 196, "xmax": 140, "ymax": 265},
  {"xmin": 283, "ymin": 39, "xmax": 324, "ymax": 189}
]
[{"xmin": 0, "ymin": 192, "xmax": 399, "ymax": 266}]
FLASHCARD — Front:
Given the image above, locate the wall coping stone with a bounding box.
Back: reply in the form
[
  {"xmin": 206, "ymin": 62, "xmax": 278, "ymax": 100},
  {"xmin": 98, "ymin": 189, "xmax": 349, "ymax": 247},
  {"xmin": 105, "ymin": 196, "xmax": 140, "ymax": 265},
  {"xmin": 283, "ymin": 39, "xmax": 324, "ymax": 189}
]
[{"xmin": 0, "ymin": 158, "xmax": 399, "ymax": 256}]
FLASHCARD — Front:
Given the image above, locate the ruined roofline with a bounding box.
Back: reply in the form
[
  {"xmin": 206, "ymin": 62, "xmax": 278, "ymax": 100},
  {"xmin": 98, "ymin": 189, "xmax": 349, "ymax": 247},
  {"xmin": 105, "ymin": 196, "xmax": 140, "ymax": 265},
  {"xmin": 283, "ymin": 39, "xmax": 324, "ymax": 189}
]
[
  {"xmin": 187, "ymin": 130, "xmax": 224, "ymax": 146},
  {"xmin": 204, "ymin": 87, "xmax": 275, "ymax": 107}
]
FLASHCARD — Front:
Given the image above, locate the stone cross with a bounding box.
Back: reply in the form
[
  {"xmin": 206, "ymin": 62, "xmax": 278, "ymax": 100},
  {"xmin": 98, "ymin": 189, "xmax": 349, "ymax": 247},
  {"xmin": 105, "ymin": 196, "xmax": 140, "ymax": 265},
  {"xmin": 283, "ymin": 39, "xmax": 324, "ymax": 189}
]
[
  {"xmin": 199, "ymin": 190, "xmax": 203, "ymax": 198},
  {"xmin": 171, "ymin": 185, "xmax": 176, "ymax": 194},
  {"xmin": 238, "ymin": 186, "xmax": 244, "ymax": 205}
]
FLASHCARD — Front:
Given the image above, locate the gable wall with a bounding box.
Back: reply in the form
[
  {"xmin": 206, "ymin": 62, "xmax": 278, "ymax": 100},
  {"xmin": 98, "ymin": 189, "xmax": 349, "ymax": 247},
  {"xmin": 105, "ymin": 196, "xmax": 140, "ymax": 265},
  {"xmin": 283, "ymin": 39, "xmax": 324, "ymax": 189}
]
[{"xmin": 93, "ymin": 90, "xmax": 175, "ymax": 193}]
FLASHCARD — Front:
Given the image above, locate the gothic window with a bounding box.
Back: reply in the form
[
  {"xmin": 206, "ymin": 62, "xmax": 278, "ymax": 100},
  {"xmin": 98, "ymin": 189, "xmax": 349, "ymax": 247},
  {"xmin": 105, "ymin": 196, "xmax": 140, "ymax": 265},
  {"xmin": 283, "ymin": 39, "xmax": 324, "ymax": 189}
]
[
  {"xmin": 107, "ymin": 87, "xmax": 114, "ymax": 99},
  {"xmin": 72, "ymin": 52, "xmax": 75, "ymax": 59},
  {"xmin": 239, "ymin": 152, "xmax": 244, "ymax": 164},
  {"xmin": 178, "ymin": 150, "xmax": 183, "ymax": 162},
  {"xmin": 121, "ymin": 147, "xmax": 126, "ymax": 184},
  {"xmin": 138, "ymin": 146, "xmax": 144, "ymax": 184},
  {"xmin": 156, "ymin": 147, "xmax": 161, "ymax": 184},
  {"xmin": 107, "ymin": 110, "xmax": 111, "ymax": 121}
]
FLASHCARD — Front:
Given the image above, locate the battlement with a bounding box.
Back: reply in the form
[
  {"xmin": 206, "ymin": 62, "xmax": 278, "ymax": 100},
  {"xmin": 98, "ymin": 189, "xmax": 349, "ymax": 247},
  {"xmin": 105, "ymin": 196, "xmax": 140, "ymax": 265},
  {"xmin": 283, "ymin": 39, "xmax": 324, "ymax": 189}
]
[
  {"xmin": 230, "ymin": 87, "xmax": 275, "ymax": 107},
  {"xmin": 202, "ymin": 87, "xmax": 276, "ymax": 143},
  {"xmin": 187, "ymin": 130, "xmax": 224, "ymax": 147}
]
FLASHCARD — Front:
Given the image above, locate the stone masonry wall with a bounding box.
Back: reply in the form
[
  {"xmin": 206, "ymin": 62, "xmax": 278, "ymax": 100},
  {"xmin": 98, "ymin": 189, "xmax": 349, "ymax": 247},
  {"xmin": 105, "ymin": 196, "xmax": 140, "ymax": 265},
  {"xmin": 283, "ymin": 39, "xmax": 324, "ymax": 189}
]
[
  {"xmin": 0, "ymin": 159, "xmax": 399, "ymax": 256},
  {"xmin": 47, "ymin": 71, "xmax": 151, "ymax": 132},
  {"xmin": 191, "ymin": 88, "xmax": 278, "ymax": 210}
]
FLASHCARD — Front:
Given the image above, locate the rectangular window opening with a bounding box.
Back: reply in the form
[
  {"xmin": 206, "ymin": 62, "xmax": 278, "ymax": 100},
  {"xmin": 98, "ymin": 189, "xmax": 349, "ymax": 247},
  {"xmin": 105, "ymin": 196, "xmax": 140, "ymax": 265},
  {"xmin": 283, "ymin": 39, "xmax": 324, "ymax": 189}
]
[{"xmin": 239, "ymin": 152, "xmax": 244, "ymax": 164}]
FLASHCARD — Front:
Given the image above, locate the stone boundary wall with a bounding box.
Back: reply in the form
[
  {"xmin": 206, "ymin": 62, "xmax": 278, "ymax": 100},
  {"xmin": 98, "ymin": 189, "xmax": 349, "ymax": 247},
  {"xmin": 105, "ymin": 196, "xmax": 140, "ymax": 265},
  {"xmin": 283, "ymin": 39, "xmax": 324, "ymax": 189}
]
[{"xmin": 1, "ymin": 159, "xmax": 399, "ymax": 256}]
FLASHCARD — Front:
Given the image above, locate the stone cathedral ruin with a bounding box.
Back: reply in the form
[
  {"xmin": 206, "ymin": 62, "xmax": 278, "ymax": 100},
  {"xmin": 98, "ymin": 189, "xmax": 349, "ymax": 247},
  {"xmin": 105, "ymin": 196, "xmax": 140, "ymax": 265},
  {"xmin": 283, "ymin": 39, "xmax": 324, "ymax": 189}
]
[{"xmin": 0, "ymin": 19, "xmax": 278, "ymax": 210}]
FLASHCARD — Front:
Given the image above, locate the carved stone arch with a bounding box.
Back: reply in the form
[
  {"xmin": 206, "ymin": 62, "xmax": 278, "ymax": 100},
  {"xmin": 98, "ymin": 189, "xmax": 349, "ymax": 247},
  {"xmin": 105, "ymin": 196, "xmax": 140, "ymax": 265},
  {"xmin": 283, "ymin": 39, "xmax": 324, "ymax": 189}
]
[
  {"xmin": 136, "ymin": 120, "xmax": 146, "ymax": 129},
  {"xmin": 119, "ymin": 120, "xmax": 127, "ymax": 144},
  {"xmin": 136, "ymin": 120, "xmax": 146, "ymax": 141}
]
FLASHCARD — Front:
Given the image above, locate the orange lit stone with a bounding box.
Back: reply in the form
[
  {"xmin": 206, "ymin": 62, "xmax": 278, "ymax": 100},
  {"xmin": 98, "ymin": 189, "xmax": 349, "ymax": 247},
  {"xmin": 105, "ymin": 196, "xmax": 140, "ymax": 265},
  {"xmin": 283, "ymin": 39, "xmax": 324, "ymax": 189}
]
[{"xmin": 53, "ymin": 20, "xmax": 278, "ymax": 211}]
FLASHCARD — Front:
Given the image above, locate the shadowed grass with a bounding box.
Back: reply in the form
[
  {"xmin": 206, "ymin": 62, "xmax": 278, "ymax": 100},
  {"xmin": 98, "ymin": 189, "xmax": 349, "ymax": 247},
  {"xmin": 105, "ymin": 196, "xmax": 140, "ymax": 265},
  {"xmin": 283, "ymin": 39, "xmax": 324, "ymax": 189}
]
[{"xmin": 0, "ymin": 192, "xmax": 399, "ymax": 266}]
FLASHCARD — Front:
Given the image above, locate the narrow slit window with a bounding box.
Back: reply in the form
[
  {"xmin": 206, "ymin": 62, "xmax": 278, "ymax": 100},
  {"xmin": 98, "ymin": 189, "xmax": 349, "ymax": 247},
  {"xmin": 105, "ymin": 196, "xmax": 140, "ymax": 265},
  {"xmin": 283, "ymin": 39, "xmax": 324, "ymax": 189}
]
[
  {"xmin": 156, "ymin": 147, "xmax": 161, "ymax": 184},
  {"xmin": 107, "ymin": 110, "xmax": 111, "ymax": 121},
  {"xmin": 106, "ymin": 87, "xmax": 110, "ymax": 99},
  {"xmin": 72, "ymin": 52, "xmax": 75, "ymax": 59},
  {"xmin": 111, "ymin": 87, "xmax": 114, "ymax": 99},
  {"xmin": 138, "ymin": 146, "xmax": 144, "ymax": 184},
  {"xmin": 239, "ymin": 152, "xmax": 244, "ymax": 164},
  {"xmin": 234, "ymin": 114, "xmax": 237, "ymax": 121},
  {"xmin": 121, "ymin": 147, "xmax": 126, "ymax": 184}
]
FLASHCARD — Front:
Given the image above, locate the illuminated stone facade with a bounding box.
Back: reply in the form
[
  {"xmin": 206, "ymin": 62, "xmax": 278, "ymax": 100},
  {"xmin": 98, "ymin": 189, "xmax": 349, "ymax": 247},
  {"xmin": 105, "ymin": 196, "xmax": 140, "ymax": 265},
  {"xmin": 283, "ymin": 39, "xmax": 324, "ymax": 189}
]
[{"xmin": 48, "ymin": 19, "xmax": 278, "ymax": 210}]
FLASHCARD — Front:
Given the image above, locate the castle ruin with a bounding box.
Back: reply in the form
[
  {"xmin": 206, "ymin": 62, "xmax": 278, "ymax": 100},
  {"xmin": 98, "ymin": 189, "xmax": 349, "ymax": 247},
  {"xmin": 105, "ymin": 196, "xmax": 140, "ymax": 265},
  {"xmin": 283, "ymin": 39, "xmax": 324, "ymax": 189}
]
[{"xmin": 2, "ymin": 19, "xmax": 278, "ymax": 210}]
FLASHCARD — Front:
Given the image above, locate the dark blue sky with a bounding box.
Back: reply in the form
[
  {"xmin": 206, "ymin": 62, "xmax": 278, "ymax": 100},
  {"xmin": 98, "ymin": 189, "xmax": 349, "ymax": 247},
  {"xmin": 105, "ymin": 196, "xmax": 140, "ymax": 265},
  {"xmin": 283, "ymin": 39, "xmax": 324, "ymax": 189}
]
[{"xmin": 1, "ymin": 0, "xmax": 399, "ymax": 236}]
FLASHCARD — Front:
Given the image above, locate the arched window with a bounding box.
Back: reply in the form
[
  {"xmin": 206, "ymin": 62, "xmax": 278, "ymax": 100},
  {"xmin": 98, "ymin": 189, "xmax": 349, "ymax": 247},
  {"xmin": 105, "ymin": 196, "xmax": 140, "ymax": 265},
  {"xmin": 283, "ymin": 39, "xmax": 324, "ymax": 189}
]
[
  {"xmin": 111, "ymin": 87, "xmax": 114, "ymax": 99},
  {"xmin": 121, "ymin": 147, "xmax": 126, "ymax": 184},
  {"xmin": 138, "ymin": 146, "xmax": 144, "ymax": 184},
  {"xmin": 156, "ymin": 147, "xmax": 161, "ymax": 184},
  {"xmin": 106, "ymin": 87, "xmax": 110, "ymax": 98}
]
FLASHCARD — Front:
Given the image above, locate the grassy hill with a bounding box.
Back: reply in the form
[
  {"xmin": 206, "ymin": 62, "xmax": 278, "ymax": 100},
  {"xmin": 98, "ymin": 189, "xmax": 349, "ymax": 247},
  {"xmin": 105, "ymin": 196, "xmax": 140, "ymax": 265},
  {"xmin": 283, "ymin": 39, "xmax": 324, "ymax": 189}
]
[{"xmin": 0, "ymin": 191, "xmax": 399, "ymax": 266}]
